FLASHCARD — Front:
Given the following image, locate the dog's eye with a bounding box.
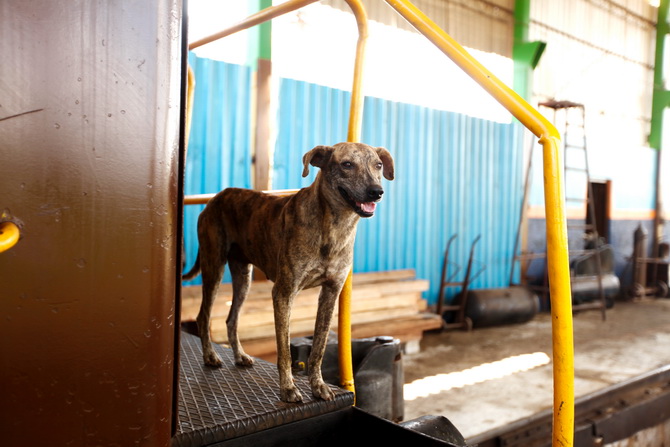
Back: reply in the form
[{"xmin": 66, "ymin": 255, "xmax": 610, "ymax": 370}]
[{"xmin": 341, "ymin": 161, "xmax": 353, "ymax": 169}]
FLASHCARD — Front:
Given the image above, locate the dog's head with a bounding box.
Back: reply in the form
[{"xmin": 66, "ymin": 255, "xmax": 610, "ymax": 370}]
[{"xmin": 302, "ymin": 142, "xmax": 394, "ymax": 218}]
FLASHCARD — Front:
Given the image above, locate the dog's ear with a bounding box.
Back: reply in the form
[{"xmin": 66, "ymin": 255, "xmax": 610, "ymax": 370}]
[
  {"xmin": 302, "ymin": 145, "xmax": 334, "ymax": 177},
  {"xmin": 375, "ymin": 147, "xmax": 395, "ymax": 181}
]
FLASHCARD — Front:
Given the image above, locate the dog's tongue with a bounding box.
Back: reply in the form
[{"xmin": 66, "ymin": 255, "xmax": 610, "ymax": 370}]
[{"xmin": 357, "ymin": 202, "xmax": 377, "ymax": 214}]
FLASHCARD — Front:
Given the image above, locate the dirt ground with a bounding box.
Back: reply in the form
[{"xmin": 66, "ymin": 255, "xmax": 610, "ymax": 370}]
[{"xmin": 401, "ymin": 297, "xmax": 670, "ymax": 440}]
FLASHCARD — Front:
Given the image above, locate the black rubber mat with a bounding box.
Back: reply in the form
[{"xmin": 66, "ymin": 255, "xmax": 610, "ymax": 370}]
[{"xmin": 173, "ymin": 332, "xmax": 354, "ymax": 447}]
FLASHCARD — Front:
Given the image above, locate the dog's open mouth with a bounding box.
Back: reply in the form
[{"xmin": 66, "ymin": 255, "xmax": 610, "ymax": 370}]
[{"xmin": 338, "ymin": 187, "xmax": 377, "ymax": 218}]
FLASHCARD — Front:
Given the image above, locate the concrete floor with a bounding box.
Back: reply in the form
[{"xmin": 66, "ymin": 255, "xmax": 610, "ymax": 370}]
[{"xmin": 401, "ymin": 297, "xmax": 670, "ymax": 440}]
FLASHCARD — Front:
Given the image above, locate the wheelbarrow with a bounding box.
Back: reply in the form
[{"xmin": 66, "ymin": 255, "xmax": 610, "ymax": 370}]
[{"xmin": 436, "ymin": 234, "xmax": 484, "ymax": 331}]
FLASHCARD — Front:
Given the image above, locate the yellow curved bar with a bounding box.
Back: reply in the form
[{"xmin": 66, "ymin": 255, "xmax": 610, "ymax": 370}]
[
  {"xmin": 344, "ymin": 0, "xmax": 369, "ymax": 143},
  {"xmin": 338, "ymin": 0, "xmax": 369, "ymax": 399},
  {"xmin": 541, "ymin": 134, "xmax": 575, "ymax": 446},
  {"xmin": 384, "ymin": 0, "xmax": 557, "ymax": 140},
  {"xmin": 187, "ymin": 0, "xmax": 369, "ymax": 403},
  {"xmin": 0, "ymin": 221, "xmax": 21, "ymax": 253},
  {"xmin": 383, "ymin": 1, "xmax": 574, "ymax": 445}
]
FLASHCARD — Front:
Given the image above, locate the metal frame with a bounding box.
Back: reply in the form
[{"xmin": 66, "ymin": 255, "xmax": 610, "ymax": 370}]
[
  {"xmin": 186, "ymin": 0, "xmax": 368, "ymax": 399},
  {"xmin": 184, "ymin": 1, "xmax": 575, "ymax": 444},
  {"xmin": 436, "ymin": 234, "xmax": 484, "ymax": 331},
  {"xmin": 380, "ymin": 3, "xmax": 573, "ymax": 444}
]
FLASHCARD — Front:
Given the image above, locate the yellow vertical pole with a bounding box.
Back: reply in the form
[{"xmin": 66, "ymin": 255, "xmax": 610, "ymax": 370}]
[
  {"xmin": 541, "ymin": 134, "xmax": 575, "ymax": 446},
  {"xmin": 338, "ymin": 0, "xmax": 369, "ymax": 400},
  {"xmin": 338, "ymin": 271, "xmax": 356, "ymax": 397},
  {"xmin": 383, "ymin": 1, "xmax": 574, "ymax": 445}
]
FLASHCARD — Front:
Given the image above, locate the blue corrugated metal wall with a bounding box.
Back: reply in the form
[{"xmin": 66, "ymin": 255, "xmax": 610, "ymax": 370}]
[
  {"xmin": 273, "ymin": 79, "xmax": 351, "ymax": 188},
  {"xmin": 183, "ymin": 54, "xmax": 253, "ymax": 284},
  {"xmin": 182, "ymin": 55, "xmax": 524, "ymax": 303},
  {"xmin": 273, "ymin": 79, "xmax": 523, "ymax": 305}
]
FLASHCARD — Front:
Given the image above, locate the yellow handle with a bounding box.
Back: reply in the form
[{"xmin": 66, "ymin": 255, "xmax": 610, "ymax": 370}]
[{"xmin": 0, "ymin": 221, "xmax": 21, "ymax": 253}]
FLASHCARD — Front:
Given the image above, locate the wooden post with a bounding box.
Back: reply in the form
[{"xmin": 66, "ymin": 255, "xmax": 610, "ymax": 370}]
[
  {"xmin": 254, "ymin": 58, "xmax": 272, "ymax": 192},
  {"xmin": 250, "ymin": 0, "xmax": 273, "ymax": 192}
]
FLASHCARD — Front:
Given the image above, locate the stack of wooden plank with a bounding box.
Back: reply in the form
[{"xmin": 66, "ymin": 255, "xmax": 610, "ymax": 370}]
[{"xmin": 181, "ymin": 269, "xmax": 443, "ymax": 361}]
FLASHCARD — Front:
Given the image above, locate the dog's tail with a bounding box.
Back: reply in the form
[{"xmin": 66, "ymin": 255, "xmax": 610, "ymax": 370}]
[{"xmin": 182, "ymin": 250, "xmax": 201, "ymax": 281}]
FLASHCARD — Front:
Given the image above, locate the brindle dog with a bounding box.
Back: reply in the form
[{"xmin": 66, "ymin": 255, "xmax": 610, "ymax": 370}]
[{"xmin": 183, "ymin": 142, "xmax": 394, "ymax": 402}]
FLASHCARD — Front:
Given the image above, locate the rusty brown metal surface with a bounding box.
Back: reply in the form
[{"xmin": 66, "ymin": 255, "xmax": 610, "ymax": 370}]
[
  {"xmin": 173, "ymin": 332, "xmax": 354, "ymax": 447},
  {"xmin": 0, "ymin": 1, "xmax": 183, "ymax": 445}
]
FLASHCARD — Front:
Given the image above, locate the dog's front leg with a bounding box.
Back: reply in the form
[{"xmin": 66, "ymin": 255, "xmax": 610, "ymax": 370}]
[
  {"xmin": 227, "ymin": 259, "xmax": 254, "ymax": 367},
  {"xmin": 307, "ymin": 282, "xmax": 340, "ymax": 401},
  {"xmin": 272, "ymin": 281, "xmax": 302, "ymax": 403}
]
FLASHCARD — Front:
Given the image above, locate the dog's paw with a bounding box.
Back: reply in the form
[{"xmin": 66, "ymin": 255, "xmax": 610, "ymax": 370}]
[
  {"xmin": 311, "ymin": 380, "xmax": 335, "ymax": 401},
  {"xmin": 203, "ymin": 350, "xmax": 223, "ymax": 367},
  {"xmin": 234, "ymin": 353, "xmax": 254, "ymax": 367},
  {"xmin": 280, "ymin": 385, "xmax": 303, "ymax": 403}
]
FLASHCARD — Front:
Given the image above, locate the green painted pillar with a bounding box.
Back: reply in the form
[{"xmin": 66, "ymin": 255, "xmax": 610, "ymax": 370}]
[
  {"xmin": 650, "ymin": 0, "xmax": 670, "ymax": 256},
  {"xmin": 649, "ymin": 0, "xmax": 670, "ymax": 151},
  {"xmin": 512, "ymin": 0, "xmax": 545, "ymax": 100},
  {"xmin": 248, "ymin": 0, "xmax": 272, "ymax": 70}
]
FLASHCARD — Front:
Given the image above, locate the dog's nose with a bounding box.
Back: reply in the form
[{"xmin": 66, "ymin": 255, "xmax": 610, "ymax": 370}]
[{"xmin": 366, "ymin": 186, "xmax": 384, "ymax": 201}]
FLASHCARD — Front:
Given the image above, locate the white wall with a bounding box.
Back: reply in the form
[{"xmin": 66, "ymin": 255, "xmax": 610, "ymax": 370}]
[
  {"xmin": 528, "ymin": 0, "xmax": 658, "ymax": 217},
  {"xmin": 188, "ymin": 0, "xmax": 514, "ymax": 122}
]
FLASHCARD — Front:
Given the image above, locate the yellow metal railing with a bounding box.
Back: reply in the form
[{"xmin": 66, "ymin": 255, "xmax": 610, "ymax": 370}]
[
  {"xmin": 383, "ymin": 1, "xmax": 574, "ymax": 445},
  {"xmin": 186, "ymin": 0, "xmax": 369, "ymax": 400},
  {"xmin": 338, "ymin": 0, "xmax": 369, "ymax": 400},
  {"xmin": 190, "ymin": 0, "xmax": 317, "ymax": 50}
]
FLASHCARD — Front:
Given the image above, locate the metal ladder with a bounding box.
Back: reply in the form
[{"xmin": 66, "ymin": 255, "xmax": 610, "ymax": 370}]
[{"xmin": 510, "ymin": 100, "xmax": 607, "ymax": 320}]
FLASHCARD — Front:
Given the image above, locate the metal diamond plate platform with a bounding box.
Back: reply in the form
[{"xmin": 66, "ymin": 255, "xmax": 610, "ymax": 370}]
[{"xmin": 173, "ymin": 332, "xmax": 354, "ymax": 447}]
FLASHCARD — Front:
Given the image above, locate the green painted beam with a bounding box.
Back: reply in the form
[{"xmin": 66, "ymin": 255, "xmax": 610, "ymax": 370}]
[
  {"xmin": 513, "ymin": 0, "xmax": 546, "ymax": 100},
  {"xmin": 649, "ymin": 0, "xmax": 669, "ymax": 150}
]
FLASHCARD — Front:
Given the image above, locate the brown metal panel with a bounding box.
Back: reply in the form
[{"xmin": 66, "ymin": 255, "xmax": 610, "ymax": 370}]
[{"xmin": 0, "ymin": 1, "xmax": 182, "ymax": 445}]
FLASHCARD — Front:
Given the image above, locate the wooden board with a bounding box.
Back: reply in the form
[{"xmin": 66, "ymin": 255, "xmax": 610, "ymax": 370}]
[
  {"xmin": 218, "ymin": 313, "xmax": 444, "ymax": 362},
  {"xmin": 181, "ymin": 269, "xmax": 441, "ymax": 359},
  {"xmin": 181, "ymin": 269, "xmax": 419, "ymax": 300},
  {"xmin": 181, "ymin": 277, "xmax": 430, "ymax": 322}
]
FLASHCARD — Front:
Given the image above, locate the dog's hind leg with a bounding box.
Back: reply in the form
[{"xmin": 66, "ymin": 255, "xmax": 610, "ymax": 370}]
[
  {"xmin": 197, "ymin": 224, "xmax": 227, "ymax": 367},
  {"xmin": 227, "ymin": 259, "xmax": 254, "ymax": 367}
]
